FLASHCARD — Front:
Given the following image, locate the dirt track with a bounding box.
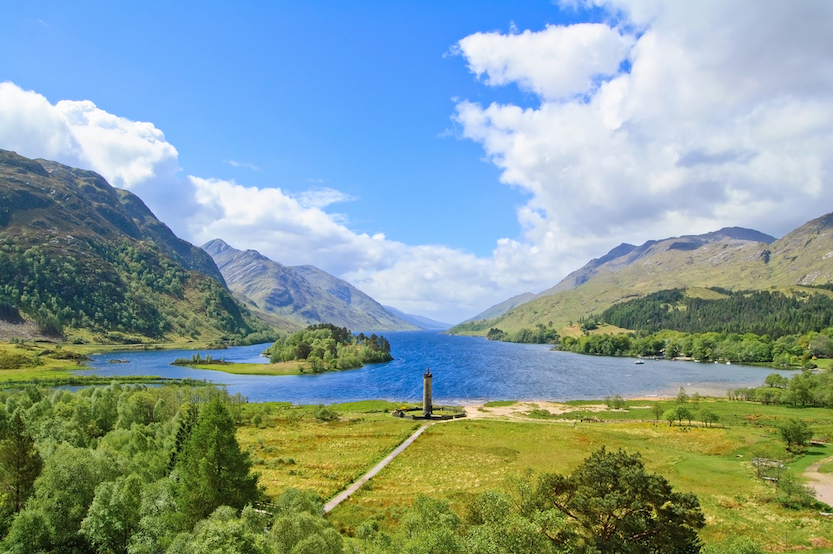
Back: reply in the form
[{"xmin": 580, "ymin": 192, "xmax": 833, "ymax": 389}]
[{"xmin": 804, "ymin": 454, "xmax": 833, "ymax": 508}]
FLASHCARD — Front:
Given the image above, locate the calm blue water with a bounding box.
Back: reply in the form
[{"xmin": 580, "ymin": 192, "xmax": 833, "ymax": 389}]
[{"xmin": 77, "ymin": 331, "xmax": 792, "ymax": 404}]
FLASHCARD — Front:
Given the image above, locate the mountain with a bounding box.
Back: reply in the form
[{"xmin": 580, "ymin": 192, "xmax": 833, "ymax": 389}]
[
  {"xmin": 463, "ymin": 292, "xmax": 537, "ymax": 323},
  {"xmin": 202, "ymin": 239, "xmax": 418, "ymax": 331},
  {"xmin": 450, "ymin": 220, "xmax": 831, "ymax": 335},
  {"xmin": 382, "ymin": 306, "xmax": 452, "ymax": 330},
  {"xmin": 0, "ymin": 149, "xmax": 273, "ymax": 344}
]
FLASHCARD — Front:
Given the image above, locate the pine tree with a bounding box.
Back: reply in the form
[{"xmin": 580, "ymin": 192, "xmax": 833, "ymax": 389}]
[
  {"xmin": 0, "ymin": 411, "xmax": 42, "ymax": 513},
  {"xmin": 168, "ymin": 401, "xmax": 200, "ymax": 472},
  {"xmin": 175, "ymin": 398, "xmax": 261, "ymax": 526}
]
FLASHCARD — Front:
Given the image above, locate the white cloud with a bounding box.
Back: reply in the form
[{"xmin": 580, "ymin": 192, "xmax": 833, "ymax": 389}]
[
  {"xmin": 225, "ymin": 159, "xmax": 260, "ymax": 171},
  {"xmin": 454, "ymin": 0, "xmax": 833, "ymax": 258},
  {"xmin": 2, "ymin": 1, "xmax": 831, "ymax": 324},
  {"xmin": 0, "ymin": 82, "xmax": 531, "ymax": 322},
  {"xmin": 292, "ymin": 187, "xmax": 355, "ymax": 209},
  {"xmin": 456, "ymin": 23, "xmax": 634, "ymax": 101}
]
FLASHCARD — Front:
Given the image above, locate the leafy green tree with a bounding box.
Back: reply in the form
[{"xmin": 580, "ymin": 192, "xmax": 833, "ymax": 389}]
[
  {"xmin": 80, "ymin": 473, "xmax": 144, "ymax": 554},
  {"xmin": 775, "ymin": 471, "xmax": 823, "ymax": 509},
  {"xmin": 175, "ymin": 398, "xmax": 261, "ymax": 526},
  {"xmin": 664, "ymin": 406, "xmax": 693, "ymax": 426},
  {"xmin": 5, "ymin": 444, "xmax": 116, "ymax": 552},
  {"xmin": 531, "ymin": 447, "xmax": 704, "ymax": 553},
  {"xmin": 270, "ymin": 509, "xmax": 344, "ymax": 554},
  {"xmin": 778, "ymin": 418, "xmax": 813, "ymax": 452},
  {"xmin": 700, "ymin": 408, "xmax": 720, "ymax": 428},
  {"xmin": 764, "ymin": 373, "xmax": 788, "ymax": 388},
  {"xmin": 167, "ymin": 505, "xmax": 273, "ymax": 554},
  {"xmin": 651, "ymin": 402, "xmax": 664, "ymax": 421},
  {"xmin": 690, "ymin": 392, "xmax": 701, "ymax": 407},
  {"xmin": 463, "ymin": 490, "xmax": 556, "ymax": 554},
  {"xmin": 0, "ymin": 508, "xmax": 52, "ymax": 554},
  {"xmin": 0, "ymin": 411, "xmax": 42, "ymax": 513},
  {"xmin": 677, "ymin": 386, "xmax": 689, "ymax": 404}
]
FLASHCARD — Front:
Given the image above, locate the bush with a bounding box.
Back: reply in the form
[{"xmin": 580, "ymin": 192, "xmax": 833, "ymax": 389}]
[{"xmin": 314, "ymin": 404, "xmax": 338, "ymax": 422}]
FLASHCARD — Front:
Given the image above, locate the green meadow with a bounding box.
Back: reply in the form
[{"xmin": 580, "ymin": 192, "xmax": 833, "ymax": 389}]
[{"xmin": 237, "ymin": 398, "xmax": 833, "ymax": 552}]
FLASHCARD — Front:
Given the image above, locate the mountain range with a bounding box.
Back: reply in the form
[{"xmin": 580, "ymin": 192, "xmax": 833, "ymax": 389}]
[
  {"xmin": 202, "ymin": 239, "xmax": 420, "ymax": 332},
  {"xmin": 452, "ymin": 217, "xmax": 833, "ymax": 335},
  {"xmin": 0, "ymin": 150, "xmax": 430, "ymax": 343},
  {"xmin": 0, "ymin": 149, "xmax": 269, "ymax": 343}
]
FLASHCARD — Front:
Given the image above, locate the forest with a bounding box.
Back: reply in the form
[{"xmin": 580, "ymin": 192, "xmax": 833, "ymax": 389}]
[
  {"xmin": 265, "ymin": 324, "xmax": 393, "ymax": 371},
  {"xmin": 0, "ymin": 382, "xmax": 714, "ymax": 554},
  {"xmin": 485, "ymin": 324, "xmax": 560, "ymax": 344},
  {"xmin": 557, "ymin": 325, "xmax": 833, "ymax": 372},
  {"xmin": 0, "ymin": 238, "xmax": 276, "ymax": 345},
  {"xmin": 600, "ymin": 287, "xmax": 833, "ymax": 337}
]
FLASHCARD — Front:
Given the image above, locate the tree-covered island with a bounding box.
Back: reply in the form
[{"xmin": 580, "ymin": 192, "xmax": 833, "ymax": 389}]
[
  {"xmin": 265, "ymin": 324, "xmax": 393, "ymax": 372},
  {"xmin": 170, "ymin": 324, "xmax": 394, "ymax": 375}
]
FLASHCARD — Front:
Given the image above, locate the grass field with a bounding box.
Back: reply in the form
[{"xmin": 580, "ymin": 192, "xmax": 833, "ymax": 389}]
[
  {"xmin": 188, "ymin": 360, "xmax": 308, "ymax": 375},
  {"xmin": 237, "ymin": 401, "xmax": 420, "ymax": 498},
  {"xmin": 238, "ymin": 398, "xmax": 833, "ymax": 551},
  {"xmin": 0, "ymin": 341, "xmax": 91, "ymax": 382}
]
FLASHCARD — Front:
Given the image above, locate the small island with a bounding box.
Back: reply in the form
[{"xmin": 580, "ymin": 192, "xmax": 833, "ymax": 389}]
[{"xmin": 171, "ymin": 323, "xmax": 394, "ymax": 375}]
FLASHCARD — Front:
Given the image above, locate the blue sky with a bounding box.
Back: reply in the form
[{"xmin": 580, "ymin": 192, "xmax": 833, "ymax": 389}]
[
  {"xmin": 2, "ymin": 1, "xmax": 832, "ymax": 323},
  {"xmin": 3, "ymin": 1, "xmax": 595, "ymax": 254}
]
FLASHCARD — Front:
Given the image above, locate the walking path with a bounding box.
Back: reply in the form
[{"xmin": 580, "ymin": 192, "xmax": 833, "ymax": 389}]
[
  {"xmin": 323, "ymin": 422, "xmax": 436, "ymax": 513},
  {"xmin": 803, "ymin": 453, "xmax": 833, "ymax": 508}
]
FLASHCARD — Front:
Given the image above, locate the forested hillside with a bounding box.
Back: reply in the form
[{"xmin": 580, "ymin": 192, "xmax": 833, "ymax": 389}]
[
  {"xmin": 0, "ymin": 150, "xmax": 274, "ymax": 344},
  {"xmin": 600, "ymin": 287, "xmax": 833, "ymax": 337}
]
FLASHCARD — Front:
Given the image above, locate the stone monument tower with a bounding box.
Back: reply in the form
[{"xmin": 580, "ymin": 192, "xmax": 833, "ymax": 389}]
[{"xmin": 422, "ymin": 367, "xmax": 433, "ymax": 417}]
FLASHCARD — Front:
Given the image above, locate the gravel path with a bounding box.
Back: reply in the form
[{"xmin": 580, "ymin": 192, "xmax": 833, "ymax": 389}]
[
  {"xmin": 323, "ymin": 422, "xmax": 435, "ymax": 513},
  {"xmin": 804, "ymin": 454, "xmax": 833, "ymax": 508}
]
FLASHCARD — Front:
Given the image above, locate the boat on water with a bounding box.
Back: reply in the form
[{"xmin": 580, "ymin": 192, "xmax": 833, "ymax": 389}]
[{"xmin": 634, "ymin": 359, "xmax": 645, "ymax": 365}]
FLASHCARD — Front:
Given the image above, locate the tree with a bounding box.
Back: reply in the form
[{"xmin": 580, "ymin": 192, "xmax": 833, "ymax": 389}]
[
  {"xmin": 651, "ymin": 402, "xmax": 664, "ymax": 421},
  {"xmin": 532, "ymin": 447, "xmax": 704, "ymax": 553},
  {"xmin": 168, "ymin": 505, "xmax": 274, "ymax": 554},
  {"xmin": 80, "ymin": 473, "xmax": 144, "ymax": 554},
  {"xmin": 664, "ymin": 406, "xmax": 693, "ymax": 426},
  {"xmin": 677, "ymin": 387, "xmax": 689, "ymax": 404},
  {"xmin": 778, "ymin": 418, "xmax": 813, "ymax": 452},
  {"xmin": 0, "ymin": 411, "xmax": 42, "ymax": 514},
  {"xmin": 4, "ymin": 444, "xmax": 116, "ymax": 551},
  {"xmin": 175, "ymin": 398, "xmax": 262, "ymax": 526},
  {"xmin": 700, "ymin": 408, "xmax": 720, "ymax": 428},
  {"xmin": 764, "ymin": 373, "xmax": 788, "ymax": 388},
  {"xmin": 168, "ymin": 401, "xmax": 201, "ymax": 472},
  {"xmin": 690, "ymin": 392, "xmax": 701, "ymax": 408}
]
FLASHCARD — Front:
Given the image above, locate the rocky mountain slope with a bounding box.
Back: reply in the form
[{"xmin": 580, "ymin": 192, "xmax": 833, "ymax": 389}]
[
  {"xmin": 452, "ymin": 218, "xmax": 832, "ymax": 335},
  {"xmin": 0, "ymin": 149, "xmax": 271, "ymax": 343},
  {"xmin": 203, "ymin": 239, "xmax": 419, "ymax": 331}
]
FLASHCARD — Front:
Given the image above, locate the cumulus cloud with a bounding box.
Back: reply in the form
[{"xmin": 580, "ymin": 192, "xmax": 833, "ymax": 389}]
[
  {"xmin": 453, "ymin": 0, "xmax": 833, "ymax": 258},
  {"xmin": 456, "ymin": 23, "xmax": 634, "ymax": 101},
  {"xmin": 2, "ymin": 0, "xmax": 831, "ymax": 323},
  {"xmin": 0, "ymin": 82, "xmax": 525, "ymax": 322}
]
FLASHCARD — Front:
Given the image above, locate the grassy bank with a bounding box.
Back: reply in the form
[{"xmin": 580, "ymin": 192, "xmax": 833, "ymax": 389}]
[{"xmin": 186, "ymin": 361, "xmax": 307, "ymax": 375}]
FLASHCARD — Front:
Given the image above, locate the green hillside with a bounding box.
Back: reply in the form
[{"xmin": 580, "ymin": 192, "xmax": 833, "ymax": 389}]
[
  {"xmin": 0, "ymin": 150, "xmax": 275, "ymax": 345},
  {"xmin": 452, "ymin": 214, "xmax": 833, "ymax": 336}
]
